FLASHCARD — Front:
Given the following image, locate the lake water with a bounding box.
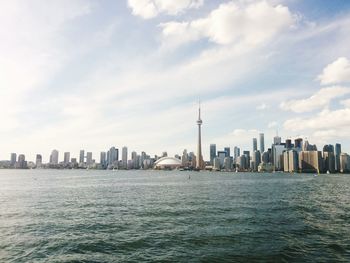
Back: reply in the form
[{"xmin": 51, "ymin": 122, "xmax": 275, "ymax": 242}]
[{"xmin": 0, "ymin": 170, "xmax": 349, "ymax": 262}]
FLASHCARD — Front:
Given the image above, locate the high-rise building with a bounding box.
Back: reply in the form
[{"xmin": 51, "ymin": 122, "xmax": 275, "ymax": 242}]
[
  {"xmin": 10, "ymin": 153, "xmax": 17, "ymax": 167},
  {"xmin": 224, "ymin": 147, "xmax": 230, "ymax": 158},
  {"xmin": 182, "ymin": 149, "xmax": 189, "ymax": 167},
  {"xmin": 79, "ymin": 150, "xmax": 85, "ymax": 164},
  {"xmin": 294, "ymin": 138, "xmax": 303, "ymax": 149},
  {"xmin": 243, "ymin": 150, "xmax": 250, "ymax": 170},
  {"xmin": 86, "ymin": 152, "xmax": 93, "ymax": 166},
  {"xmin": 273, "ymin": 135, "xmax": 282, "ymax": 145},
  {"xmin": 64, "ymin": 152, "xmax": 70, "ymax": 164},
  {"xmin": 100, "ymin": 152, "xmax": 107, "ymax": 168},
  {"xmin": 223, "ymin": 157, "xmax": 231, "ymax": 171},
  {"xmin": 50, "ymin": 149, "xmax": 59, "ymax": 165},
  {"xmin": 259, "ymin": 133, "xmax": 265, "ymax": 153},
  {"xmin": 210, "ymin": 144, "xmax": 216, "ymax": 165},
  {"xmin": 340, "ymin": 153, "xmax": 350, "ymax": 173},
  {"xmin": 253, "ymin": 138, "xmax": 257, "ymax": 152},
  {"xmin": 234, "ymin": 147, "xmax": 240, "ymax": 162},
  {"xmin": 108, "ymin": 147, "xmax": 118, "ymax": 166},
  {"xmin": 18, "ymin": 154, "xmax": 27, "ymax": 169},
  {"xmin": 217, "ymin": 151, "xmax": 226, "ymax": 168},
  {"xmin": 285, "ymin": 139, "xmax": 292, "ymax": 149},
  {"xmin": 122, "ymin": 146, "xmax": 128, "ymax": 169},
  {"xmin": 284, "ymin": 150, "xmax": 298, "ymax": 173},
  {"xmin": 272, "ymin": 144, "xmax": 285, "ymax": 171},
  {"xmin": 299, "ymin": 151, "xmax": 322, "ymax": 173},
  {"xmin": 196, "ymin": 103, "xmax": 204, "ymax": 170},
  {"xmin": 36, "ymin": 154, "xmax": 42, "ymax": 168},
  {"xmin": 335, "ymin": 143, "xmax": 341, "ymax": 172},
  {"xmin": 252, "ymin": 150, "xmax": 261, "ymax": 172}
]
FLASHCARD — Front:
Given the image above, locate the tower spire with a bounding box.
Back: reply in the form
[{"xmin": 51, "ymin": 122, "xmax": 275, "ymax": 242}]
[{"xmin": 196, "ymin": 100, "xmax": 204, "ymax": 170}]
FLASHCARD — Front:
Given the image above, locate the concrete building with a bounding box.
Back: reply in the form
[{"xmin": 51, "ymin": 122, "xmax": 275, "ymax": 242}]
[
  {"xmin": 259, "ymin": 133, "xmax": 265, "ymax": 153},
  {"xmin": 272, "ymin": 144, "xmax": 285, "ymax": 171},
  {"xmin": 17, "ymin": 154, "xmax": 27, "ymax": 169},
  {"xmin": 284, "ymin": 150, "xmax": 298, "ymax": 173},
  {"xmin": 36, "ymin": 154, "xmax": 42, "ymax": 168},
  {"xmin": 10, "ymin": 153, "xmax": 17, "ymax": 167},
  {"xmin": 86, "ymin": 152, "xmax": 93, "ymax": 166},
  {"xmin": 340, "ymin": 153, "xmax": 350, "ymax": 173},
  {"xmin": 223, "ymin": 157, "xmax": 232, "ymax": 171},
  {"xmin": 79, "ymin": 150, "xmax": 85, "ymax": 164},
  {"xmin": 335, "ymin": 143, "xmax": 341, "ymax": 172},
  {"xmin": 299, "ymin": 151, "xmax": 322, "ymax": 173},
  {"xmin": 253, "ymin": 138, "xmax": 257, "ymax": 152},
  {"xmin": 50, "ymin": 149, "xmax": 59, "ymax": 165},
  {"xmin": 64, "ymin": 152, "xmax": 70, "ymax": 164},
  {"xmin": 252, "ymin": 150, "xmax": 261, "ymax": 172},
  {"xmin": 122, "ymin": 146, "xmax": 128, "ymax": 169},
  {"xmin": 210, "ymin": 144, "xmax": 216, "ymax": 165},
  {"xmin": 196, "ymin": 104, "xmax": 204, "ymax": 170}
]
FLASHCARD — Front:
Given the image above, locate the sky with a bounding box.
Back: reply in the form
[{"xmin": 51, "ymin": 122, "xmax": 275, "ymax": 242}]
[{"xmin": 1, "ymin": 0, "xmax": 350, "ymax": 162}]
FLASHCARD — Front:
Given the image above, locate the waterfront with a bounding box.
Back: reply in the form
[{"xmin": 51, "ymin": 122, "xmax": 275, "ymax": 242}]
[{"xmin": 0, "ymin": 170, "xmax": 349, "ymax": 262}]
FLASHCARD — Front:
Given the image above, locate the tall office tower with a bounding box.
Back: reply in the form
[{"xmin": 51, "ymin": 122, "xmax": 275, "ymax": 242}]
[
  {"xmin": 50, "ymin": 149, "xmax": 59, "ymax": 164},
  {"xmin": 283, "ymin": 150, "xmax": 298, "ymax": 173},
  {"xmin": 122, "ymin": 146, "xmax": 128, "ymax": 169},
  {"xmin": 131, "ymin": 151, "xmax": 137, "ymax": 169},
  {"xmin": 18, "ymin": 154, "xmax": 27, "ymax": 169},
  {"xmin": 272, "ymin": 144, "xmax": 285, "ymax": 171},
  {"xmin": 10, "ymin": 153, "xmax": 17, "ymax": 167},
  {"xmin": 196, "ymin": 104, "xmax": 204, "ymax": 170},
  {"xmin": 243, "ymin": 151, "xmax": 250, "ymax": 170},
  {"xmin": 252, "ymin": 150, "xmax": 261, "ymax": 172},
  {"xmin": 261, "ymin": 151, "xmax": 269, "ymax": 164},
  {"xmin": 285, "ymin": 139, "xmax": 292, "ymax": 149},
  {"xmin": 79, "ymin": 150, "xmax": 85, "ymax": 164},
  {"xmin": 86, "ymin": 152, "xmax": 93, "ymax": 165},
  {"xmin": 234, "ymin": 146, "xmax": 240, "ymax": 162},
  {"xmin": 259, "ymin": 133, "xmax": 265, "ymax": 153},
  {"xmin": 108, "ymin": 147, "xmax": 118, "ymax": 166},
  {"xmin": 335, "ymin": 143, "xmax": 341, "ymax": 172},
  {"xmin": 217, "ymin": 151, "xmax": 227, "ymax": 168},
  {"xmin": 340, "ymin": 153, "xmax": 350, "ymax": 173},
  {"xmin": 224, "ymin": 147, "xmax": 231, "ymax": 157},
  {"xmin": 64, "ymin": 152, "xmax": 70, "ymax": 164},
  {"xmin": 223, "ymin": 157, "xmax": 231, "ymax": 171},
  {"xmin": 210, "ymin": 144, "xmax": 216, "ymax": 165},
  {"xmin": 253, "ymin": 138, "xmax": 257, "ymax": 152},
  {"xmin": 273, "ymin": 135, "xmax": 281, "ymax": 145},
  {"xmin": 299, "ymin": 151, "xmax": 322, "ymax": 173},
  {"xmin": 323, "ymin": 152, "xmax": 335, "ymax": 173},
  {"xmin": 100, "ymin": 152, "xmax": 106, "ymax": 168},
  {"xmin": 36, "ymin": 154, "xmax": 42, "ymax": 167},
  {"xmin": 182, "ymin": 149, "xmax": 189, "ymax": 167},
  {"xmin": 294, "ymin": 138, "xmax": 303, "ymax": 149}
]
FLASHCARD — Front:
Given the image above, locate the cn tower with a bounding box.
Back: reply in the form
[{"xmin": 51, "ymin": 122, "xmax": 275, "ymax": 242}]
[{"xmin": 196, "ymin": 103, "xmax": 204, "ymax": 170}]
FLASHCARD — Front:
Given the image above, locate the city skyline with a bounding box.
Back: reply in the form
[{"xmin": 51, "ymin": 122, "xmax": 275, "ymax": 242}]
[{"xmin": 1, "ymin": 1, "xmax": 350, "ymax": 161}]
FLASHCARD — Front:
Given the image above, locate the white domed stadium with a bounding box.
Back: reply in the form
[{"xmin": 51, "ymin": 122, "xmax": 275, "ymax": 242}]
[{"xmin": 154, "ymin": 157, "xmax": 182, "ymax": 170}]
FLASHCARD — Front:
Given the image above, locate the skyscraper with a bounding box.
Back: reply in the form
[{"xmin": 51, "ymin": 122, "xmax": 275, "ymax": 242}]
[
  {"xmin": 79, "ymin": 150, "xmax": 85, "ymax": 164},
  {"xmin": 196, "ymin": 103, "xmax": 204, "ymax": 170},
  {"xmin": 224, "ymin": 147, "xmax": 230, "ymax": 158},
  {"xmin": 35, "ymin": 154, "xmax": 42, "ymax": 168},
  {"xmin": 64, "ymin": 152, "xmax": 70, "ymax": 164},
  {"xmin": 210, "ymin": 144, "xmax": 216, "ymax": 165},
  {"xmin": 100, "ymin": 152, "xmax": 107, "ymax": 168},
  {"xmin": 50, "ymin": 149, "xmax": 59, "ymax": 164},
  {"xmin": 10, "ymin": 153, "xmax": 17, "ymax": 167},
  {"xmin": 253, "ymin": 138, "xmax": 257, "ymax": 152},
  {"xmin": 86, "ymin": 152, "xmax": 93, "ymax": 165},
  {"xmin": 335, "ymin": 143, "xmax": 341, "ymax": 172},
  {"xmin": 259, "ymin": 133, "xmax": 265, "ymax": 153},
  {"xmin": 234, "ymin": 146, "xmax": 240, "ymax": 162},
  {"xmin": 122, "ymin": 146, "xmax": 128, "ymax": 169}
]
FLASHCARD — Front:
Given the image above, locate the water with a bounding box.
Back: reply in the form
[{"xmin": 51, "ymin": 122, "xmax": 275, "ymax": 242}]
[{"xmin": 0, "ymin": 170, "xmax": 350, "ymax": 262}]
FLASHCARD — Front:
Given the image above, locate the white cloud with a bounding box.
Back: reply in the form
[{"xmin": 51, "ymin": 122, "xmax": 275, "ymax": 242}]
[
  {"xmin": 256, "ymin": 103, "xmax": 269, "ymax": 110},
  {"xmin": 160, "ymin": 1, "xmax": 294, "ymax": 47},
  {"xmin": 280, "ymin": 86, "xmax": 350, "ymax": 113},
  {"xmin": 284, "ymin": 108, "xmax": 350, "ymax": 133},
  {"xmin": 318, "ymin": 57, "xmax": 350, "ymax": 85},
  {"xmin": 127, "ymin": 0, "xmax": 203, "ymax": 19}
]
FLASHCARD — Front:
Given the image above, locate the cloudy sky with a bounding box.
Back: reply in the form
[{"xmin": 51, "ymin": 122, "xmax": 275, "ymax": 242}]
[{"xmin": 1, "ymin": 0, "xmax": 350, "ymax": 162}]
